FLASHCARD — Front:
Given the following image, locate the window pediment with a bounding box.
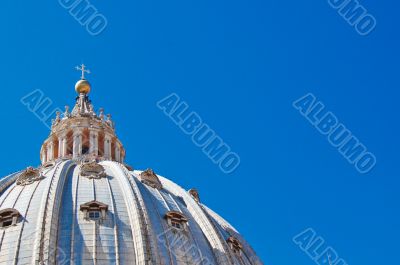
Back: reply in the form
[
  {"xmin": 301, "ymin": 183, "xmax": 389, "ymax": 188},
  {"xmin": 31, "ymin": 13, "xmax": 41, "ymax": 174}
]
[{"xmin": 80, "ymin": 200, "xmax": 108, "ymax": 211}]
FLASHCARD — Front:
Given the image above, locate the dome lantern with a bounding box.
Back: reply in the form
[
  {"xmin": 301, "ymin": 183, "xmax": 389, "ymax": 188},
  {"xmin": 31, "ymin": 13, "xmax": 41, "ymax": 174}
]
[{"xmin": 41, "ymin": 64, "xmax": 125, "ymax": 164}]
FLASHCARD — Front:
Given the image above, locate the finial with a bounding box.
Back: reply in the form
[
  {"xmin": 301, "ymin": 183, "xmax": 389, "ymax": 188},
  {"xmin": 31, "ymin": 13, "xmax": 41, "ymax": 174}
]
[{"xmin": 75, "ymin": 64, "xmax": 91, "ymax": 80}]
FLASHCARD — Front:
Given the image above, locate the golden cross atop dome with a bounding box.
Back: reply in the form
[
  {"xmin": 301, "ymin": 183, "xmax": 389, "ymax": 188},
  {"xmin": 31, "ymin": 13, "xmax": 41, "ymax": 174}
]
[{"xmin": 75, "ymin": 63, "xmax": 91, "ymax": 79}]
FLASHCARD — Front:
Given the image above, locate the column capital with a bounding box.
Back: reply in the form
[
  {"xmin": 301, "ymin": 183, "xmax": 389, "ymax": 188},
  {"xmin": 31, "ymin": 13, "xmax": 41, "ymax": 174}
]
[
  {"xmin": 58, "ymin": 131, "xmax": 68, "ymax": 139},
  {"xmin": 89, "ymin": 128, "xmax": 101, "ymax": 133},
  {"xmin": 73, "ymin": 128, "xmax": 83, "ymax": 136}
]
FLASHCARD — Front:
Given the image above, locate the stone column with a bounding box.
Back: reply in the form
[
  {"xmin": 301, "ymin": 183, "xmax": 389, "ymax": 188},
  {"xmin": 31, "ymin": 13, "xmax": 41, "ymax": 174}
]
[
  {"xmin": 104, "ymin": 134, "xmax": 112, "ymax": 160},
  {"xmin": 62, "ymin": 134, "xmax": 68, "ymax": 157},
  {"xmin": 58, "ymin": 133, "xmax": 67, "ymax": 158},
  {"xmin": 115, "ymin": 143, "xmax": 121, "ymax": 162},
  {"xmin": 73, "ymin": 129, "xmax": 83, "ymax": 159},
  {"xmin": 41, "ymin": 147, "xmax": 47, "ymax": 164},
  {"xmin": 58, "ymin": 137, "xmax": 62, "ymax": 159},
  {"xmin": 89, "ymin": 130, "xmax": 99, "ymax": 156},
  {"xmin": 47, "ymin": 141, "xmax": 54, "ymax": 162}
]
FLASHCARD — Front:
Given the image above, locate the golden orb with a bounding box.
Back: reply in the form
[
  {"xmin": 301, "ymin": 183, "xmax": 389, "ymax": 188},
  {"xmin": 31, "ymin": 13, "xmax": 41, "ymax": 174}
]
[{"xmin": 75, "ymin": 79, "xmax": 91, "ymax": 94}]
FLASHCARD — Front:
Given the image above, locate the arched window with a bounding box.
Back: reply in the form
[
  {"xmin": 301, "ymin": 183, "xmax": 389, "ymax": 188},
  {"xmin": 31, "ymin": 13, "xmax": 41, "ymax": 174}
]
[
  {"xmin": 0, "ymin": 208, "xmax": 21, "ymax": 228},
  {"xmin": 66, "ymin": 130, "xmax": 74, "ymax": 156},
  {"xmin": 165, "ymin": 211, "xmax": 188, "ymax": 230},
  {"xmin": 80, "ymin": 201, "xmax": 108, "ymax": 221},
  {"xmin": 139, "ymin": 169, "xmax": 163, "ymax": 190},
  {"xmin": 82, "ymin": 129, "xmax": 90, "ymax": 155}
]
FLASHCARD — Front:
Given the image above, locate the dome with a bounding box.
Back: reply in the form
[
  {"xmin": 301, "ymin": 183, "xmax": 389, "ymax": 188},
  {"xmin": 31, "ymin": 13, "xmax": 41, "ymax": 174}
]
[
  {"xmin": 0, "ymin": 67, "xmax": 263, "ymax": 265},
  {"xmin": 0, "ymin": 164, "xmax": 262, "ymax": 265},
  {"xmin": 75, "ymin": 79, "xmax": 91, "ymax": 94}
]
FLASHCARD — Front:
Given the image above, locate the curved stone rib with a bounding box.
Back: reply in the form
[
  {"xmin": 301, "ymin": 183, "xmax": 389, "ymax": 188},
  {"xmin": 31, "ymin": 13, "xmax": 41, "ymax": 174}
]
[
  {"xmin": 105, "ymin": 177, "xmax": 121, "ymax": 265},
  {"xmin": 12, "ymin": 180, "xmax": 41, "ymax": 265},
  {"xmin": 203, "ymin": 206, "xmax": 264, "ymax": 265},
  {"xmin": 32, "ymin": 160, "xmax": 75, "ymax": 264},
  {"xmin": 103, "ymin": 161, "xmax": 149, "ymax": 265},
  {"xmin": 158, "ymin": 176, "xmax": 233, "ymax": 265},
  {"xmin": 0, "ymin": 171, "xmax": 22, "ymax": 196},
  {"xmin": 121, "ymin": 164, "xmax": 162, "ymax": 265}
]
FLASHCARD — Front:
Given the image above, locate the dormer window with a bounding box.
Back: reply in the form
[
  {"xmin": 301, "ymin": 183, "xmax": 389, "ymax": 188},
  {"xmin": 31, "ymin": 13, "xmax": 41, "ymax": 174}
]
[
  {"xmin": 0, "ymin": 209, "xmax": 21, "ymax": 228},
  {"xmin": 227, "ymin": 236, "xmax": 243, "ymax": 255},
  {"xmin": 165, "ymin": 211, "xmax": 188, "ymax": 231},
  {"xmin": 171, "ymin": 220, "xmax": 182, "ymax": 229},
  {"xmin": 80, "ymin": 201, "xmax": 108, "ymax": 221},
  {"xmin": 88, "ymin": 210, "xmax": 101, "ymax": 220},
  {"xmin": 139, "ymin": 169, "xmax": 163, "ymax": 190}
]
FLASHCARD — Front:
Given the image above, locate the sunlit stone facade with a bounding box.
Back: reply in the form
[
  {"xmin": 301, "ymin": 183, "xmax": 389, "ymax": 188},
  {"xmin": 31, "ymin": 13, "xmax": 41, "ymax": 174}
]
[{"xmin": 0, "ymin": 72, "xmax": 263, "ymax": 265}]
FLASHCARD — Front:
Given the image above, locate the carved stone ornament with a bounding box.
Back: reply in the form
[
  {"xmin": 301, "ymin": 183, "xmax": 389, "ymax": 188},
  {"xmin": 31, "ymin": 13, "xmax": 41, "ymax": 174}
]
[
  {"xmin": 16, "ymin": 167, "xmax": 45, "ymax": 186},
  {"xmin": 79, "ymin": 161, "xmax": 106, "ymax": 179},
  {"xmin": 188, "ymin": 189, "xmax": 200, "ymax": 203},
  {"xmin": 227, "ymin": 236, "xmax": 243, "ymax": 253},
  {"xmin": 42, "ymin": 161, "xmax": 56, "ymax": 169},
  {"xmin": 139, "ymin": 169, "xmax": 163, "ymax": 189}
]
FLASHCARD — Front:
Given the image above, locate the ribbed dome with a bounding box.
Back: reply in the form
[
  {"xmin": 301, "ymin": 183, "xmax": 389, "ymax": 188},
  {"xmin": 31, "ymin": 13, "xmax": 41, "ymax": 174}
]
[{"xmin": 0, "ymin": 161, "xmax": 263, "ymax": 265}]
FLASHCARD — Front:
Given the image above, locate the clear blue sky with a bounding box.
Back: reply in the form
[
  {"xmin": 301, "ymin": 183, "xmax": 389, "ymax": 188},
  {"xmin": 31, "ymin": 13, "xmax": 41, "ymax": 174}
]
[{"xmin": 0, "ymin": 0, "xmax": 398, "ymax": 264}]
